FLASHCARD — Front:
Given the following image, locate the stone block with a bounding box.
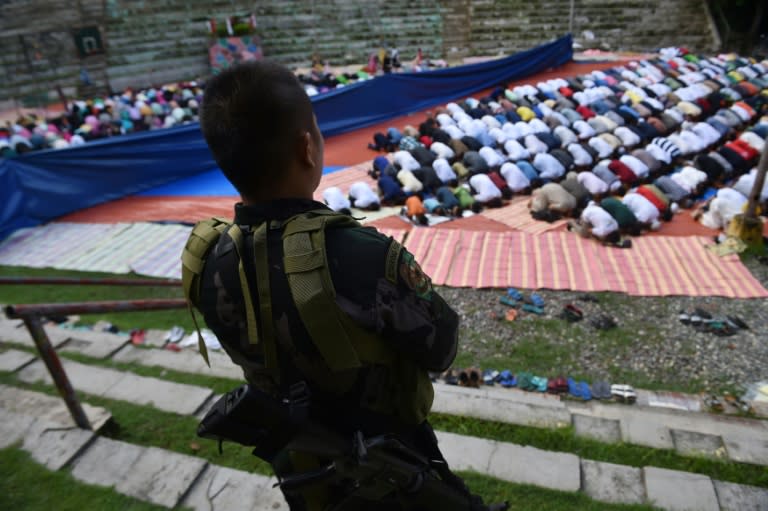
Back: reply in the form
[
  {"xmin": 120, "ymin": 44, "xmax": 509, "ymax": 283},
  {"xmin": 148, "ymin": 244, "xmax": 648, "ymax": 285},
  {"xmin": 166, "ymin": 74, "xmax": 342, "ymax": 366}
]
[
  {"xmin": 722, "ymin": 433, "xmax": 768, "ymax": 466},
  {"xmin": 572, "ymin": 414, "xmax": 622, "ymax": 443},
  {"xmin": 621, "ymin": 416, "xmax": 673, "ymax": 449},
  {"xmin": 487, "ymin": 441, "xmax": 580, "ymax": 492},
  {"xmin": 0, "ymin": 408, "xmax": 36, "ymax": 448},
  {"xmin": 182, "ymin": 465, "xmax": 287, "ymax": 511},
  {"xmin": 713, "ymin": 480, "xmax": 768, "ymax": 511},
  {"xmin": 105, "ymin": 371, "xmax": 212, "ymax": 415},
  {"xmin": 0, "ymin": 348, "xmax": 35, "ymax": 372},
  {"xmin": 71, "ymin": 437, "xmax": 145, "ymax": 487},
  {"xmin": 17, "ymin": 359, "xmax": 125, "ymax": 397},
  {"xmin": 57, "ymin": 333, "xmax": 129, "ymax": 359},
  {"xmin": 671, "ymin": 429, "xmax": 726, "ymax": 460},
  {"xmin": 0, "ymin": 383, "xmax": 111, "ymax": 430},
  {"xmin": 112, "ymin": 344, "xmax": 242, "ymax": 381},
  {"xmin": 432, "ymin": 384, "xmax": 570, "ymax": 428},
  {"xmin": 644, "ymin": 467, "xmax": 719, "ymax": 511},
  {"xmin": 116, "ymin": 446, "xmax": 207, "ymax": 508},
  {"xmin": 22, "ymin": 421, "xmax": 95, "ymax": 470},
  {"xmin": 435, "ymin": 430, "xmax": 497, "ymax": 474},
  {"xmin": 580, "ymin": 459, "xmax": 644, "ymax": 505}
]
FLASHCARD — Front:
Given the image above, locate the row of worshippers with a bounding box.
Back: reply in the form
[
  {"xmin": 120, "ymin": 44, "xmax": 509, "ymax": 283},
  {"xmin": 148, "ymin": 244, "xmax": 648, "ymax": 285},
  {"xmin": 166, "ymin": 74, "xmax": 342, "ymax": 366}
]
[{"xmin": 359, "ymin": 50, "xmax": 768, "ymax": 237}]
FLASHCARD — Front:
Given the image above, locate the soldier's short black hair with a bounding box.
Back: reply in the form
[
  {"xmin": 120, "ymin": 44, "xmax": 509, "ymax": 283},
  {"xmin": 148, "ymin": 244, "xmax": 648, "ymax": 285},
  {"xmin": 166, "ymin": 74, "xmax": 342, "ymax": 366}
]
[{"xmin": 200, "ymin": 60, "xmax": 315, "ymax": 198}]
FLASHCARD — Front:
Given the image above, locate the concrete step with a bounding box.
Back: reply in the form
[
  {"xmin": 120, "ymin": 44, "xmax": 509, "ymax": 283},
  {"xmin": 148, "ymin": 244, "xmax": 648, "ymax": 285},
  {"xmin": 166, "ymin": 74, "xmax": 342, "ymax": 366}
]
[
  {"xmin": 16, "ymin": 357, "xmax": 212, "ymax": 416},
  {"xmin": 3, "ymin": 393, "xmax": 766, "ymax": 511}
]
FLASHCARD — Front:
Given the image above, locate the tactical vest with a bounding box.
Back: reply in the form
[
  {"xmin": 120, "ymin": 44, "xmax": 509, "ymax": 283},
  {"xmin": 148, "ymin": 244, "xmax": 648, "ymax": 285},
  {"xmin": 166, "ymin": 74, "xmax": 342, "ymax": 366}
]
[{"xmin": 181, "ymin": 209, "xmax": 433, "ymax": 425}]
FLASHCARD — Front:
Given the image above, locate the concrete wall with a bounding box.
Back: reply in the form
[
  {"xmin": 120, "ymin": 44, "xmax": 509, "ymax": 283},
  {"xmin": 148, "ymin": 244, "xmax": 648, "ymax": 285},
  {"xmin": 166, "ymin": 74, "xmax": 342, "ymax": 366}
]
[{"xmin": 0, "ymin": 0, "xmax": 719, "ymax": 105}]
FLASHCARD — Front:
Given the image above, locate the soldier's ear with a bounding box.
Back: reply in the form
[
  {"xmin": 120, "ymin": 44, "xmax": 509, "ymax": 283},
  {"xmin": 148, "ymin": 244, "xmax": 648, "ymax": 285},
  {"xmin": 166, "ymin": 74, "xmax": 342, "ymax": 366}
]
[{"xmin": 299, "ymin": 131, "xmax": 315, "ymax": 169}]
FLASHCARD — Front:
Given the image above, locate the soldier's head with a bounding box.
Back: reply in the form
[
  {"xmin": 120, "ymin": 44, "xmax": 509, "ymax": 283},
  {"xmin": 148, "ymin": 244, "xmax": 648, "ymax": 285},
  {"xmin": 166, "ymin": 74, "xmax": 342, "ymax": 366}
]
[{"xmin": 201, "ymin": 61, "xmax": 322, "ymax": 203}]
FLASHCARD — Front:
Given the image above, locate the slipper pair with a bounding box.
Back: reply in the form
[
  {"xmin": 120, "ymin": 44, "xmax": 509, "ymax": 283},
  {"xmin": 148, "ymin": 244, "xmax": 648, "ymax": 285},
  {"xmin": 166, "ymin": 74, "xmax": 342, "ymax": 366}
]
[
  {"xmin": 522, "ymin": 304, "xmax": 545, "ymax": 315},
  {"xmin": 483, "ymin": 369, "xmax": 499, "ymax": 385},
  {"xmin": 567, "ymin": 378, "xmax": 592, "ymax": 401},
  {"xmin": 531, "ymin": 376, "xmax": 548, "ymax": 392},
  {"xmin": 498, "ymin": 369, "xmax": 517, "ymax": 388},
  {"xmin": 610, "ymin": 384, "xmax": 637, "ymax": 403},
  {"xmin": 559, "ymin": 304, "xmax": 583, "ymax": 322},
  {"xmin": 458, "ymin": 367, "xmax": 481, "ymax": 388},
  {"xmin": 590, "ymin": 314, "xmax": 617, "ymax": 330},
  {"xmin": 517, "ymin": 371, "xmax": 535, "ymax": 391},
  {"xmin": 591, "ymin": 380, "xmax": 612, "ymax": 400},
  {"xmin": 547, "ymin": 376, "xmax": 568, "ymax": 394},
  {"xmin": 524, "ymin": 293, "xmax": 545, "ymax": 307}
]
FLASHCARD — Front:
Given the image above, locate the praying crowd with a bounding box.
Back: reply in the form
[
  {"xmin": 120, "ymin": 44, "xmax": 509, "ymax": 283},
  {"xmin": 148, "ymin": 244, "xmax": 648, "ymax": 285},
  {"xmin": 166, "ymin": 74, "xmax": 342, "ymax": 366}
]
[
  {"xmin": 347, "ymin": 49, "xmax": 768, "ymax": 243},
  {"xmin": 0, "ymin": 82, "xmax": 205, "ymax": 157}
]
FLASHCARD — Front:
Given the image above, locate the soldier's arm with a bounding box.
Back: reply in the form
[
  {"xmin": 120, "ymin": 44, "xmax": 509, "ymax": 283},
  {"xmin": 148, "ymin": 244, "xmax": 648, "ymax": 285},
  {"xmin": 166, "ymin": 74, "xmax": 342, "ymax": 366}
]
[{"xmin": 328, "ymin": 227, "xmax": 459, "ymax": 372}]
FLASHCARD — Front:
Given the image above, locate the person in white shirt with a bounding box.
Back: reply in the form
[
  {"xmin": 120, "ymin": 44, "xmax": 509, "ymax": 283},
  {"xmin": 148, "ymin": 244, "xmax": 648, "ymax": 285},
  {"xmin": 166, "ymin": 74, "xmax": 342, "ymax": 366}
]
[
  {"xmin": 573, "ymin": 121, "xmax": 595, "ymax": 140},
  {"xmin": 554, "ymin": 125, "xmax": 578, "ymax": 146},
  {"xmin": 504, "ymin": 139, "xmax": 530, "ymax": 160},
  {"xmin": 524, "ymin": 134, "xmax": 548, "ymax": 155},
  {"xmin": 430, "ymin": 141, "xmax": 455, "ymax": 160},
  {"xmin": 481, "ymin": 114, "xmax": 501, "ymax": 130},
  {"xmin": 576, "ymin": 170, "xmax": 609, "ymax": 198},
  {"xmin": 322, "ymin": 186, "xmax": 352, "ymax": 214},
  {"xmin": 479, "ymin": 146, "xmax": 505, "ymax": 168},
  {"xmin": 619, "ymin": 154, "xmax": 650, "ymax": 180},
  {"xmin": 501, "ymin": 122, "xmax": 522, "ymax": 140},
  {"xmin": 671, "ymin": 166, "xmax": 708, "ymax": 195},
  {"xmin": 348, "ymin": 181, "xmax": 381, "ymax": 211},
  {"xmin": 588, "ymin": 136, "xmax": 614, "ymax": 159},
  {"xmin": 469, "ymin": 173, "xmax": 503, "ymax": 207},
  {"xmin": 622, "ymin": 191, "xmax": 660, "ymax": 227},
  {"xmin": 568, "ymin": 143, "xmax": 593, "ymax": 168},
  {"xmin": 436, "ymin": 113, "xmax": 455, "ymax": 127},
  {"xmin": 500, "ymin": 162, "xmax": 531, "ymax": 193},
  {"xmin": 392, "ymin": 150, "xmax": 421, "ymax": 171},
  {"xmin": 568, "ymin": 200, "xmax": 621, "ymax": 244},
  {"xmin": 739, "ymin": 131, "xmax": 765, "ymax": 153},
  {"xmin": 443, "ymin": 124, "xmax": 465, "ymax": 140},
  {"xmin": 696, "ymin": 187, "xmax": 747, "ymax": 230},
  {"xmin": 613, "ymin": 126, "xmax": 641, "ymax": 148},
  {"xmin": 733, "ymin": 168, "xmax": 768, "ymax": 202},
  {"xmin": 528, "ymin": 118, "xmax": 550, "ymax": 134},
  {"xmin": 433, "ymin": 158, "xmax": 458, "ymax": 183},
  {"xmin": 488, "ymin": 127, "xmax": 508, "ymax": 145},
  {"xmin": 533, "ymin": 153, "xmax": 566, "ymax": 180}
]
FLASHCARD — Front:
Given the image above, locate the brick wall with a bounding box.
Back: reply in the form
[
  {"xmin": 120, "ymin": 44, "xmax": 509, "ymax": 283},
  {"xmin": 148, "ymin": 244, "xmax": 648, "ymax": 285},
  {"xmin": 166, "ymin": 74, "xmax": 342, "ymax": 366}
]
[{"xmin": 0, "ymin": 0, "xmax": 719, "ymax": 105}]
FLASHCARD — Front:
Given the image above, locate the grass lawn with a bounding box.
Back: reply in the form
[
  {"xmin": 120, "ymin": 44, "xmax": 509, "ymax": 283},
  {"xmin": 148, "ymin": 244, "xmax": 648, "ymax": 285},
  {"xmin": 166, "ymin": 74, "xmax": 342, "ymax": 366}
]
[{"xmin": 0, "ymin": 445, "xmax": 185, "ymax": 511}]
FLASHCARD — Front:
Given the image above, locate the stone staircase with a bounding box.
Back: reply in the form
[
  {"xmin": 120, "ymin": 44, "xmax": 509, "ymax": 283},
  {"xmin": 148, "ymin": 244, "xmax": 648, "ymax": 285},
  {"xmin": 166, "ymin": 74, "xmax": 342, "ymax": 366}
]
[{"xmin": 1, "ymin": 316, "xmax": 767, "ymax": 510}]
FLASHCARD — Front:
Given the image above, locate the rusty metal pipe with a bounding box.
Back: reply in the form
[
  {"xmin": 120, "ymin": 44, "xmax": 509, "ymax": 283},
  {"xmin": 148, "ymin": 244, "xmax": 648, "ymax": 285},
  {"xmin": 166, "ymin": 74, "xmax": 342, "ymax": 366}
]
[
  {"xmin": 0, "ymin": 277, "xmax": 180, "ymax": 286},
  {"xmin": 5, "ymin": 299, "xmax": 188, "ymax": 319},
  {"xmin": 22, "ymin": 315, "xmax": 92, "ymax": 430}
]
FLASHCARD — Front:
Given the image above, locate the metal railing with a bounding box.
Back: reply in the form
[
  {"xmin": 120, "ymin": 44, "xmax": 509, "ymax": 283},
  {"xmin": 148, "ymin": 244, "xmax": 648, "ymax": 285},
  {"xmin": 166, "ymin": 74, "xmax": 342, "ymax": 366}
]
[{"xmin": 2, "ymin": 277, "xmax": 185, "ymax": 430}]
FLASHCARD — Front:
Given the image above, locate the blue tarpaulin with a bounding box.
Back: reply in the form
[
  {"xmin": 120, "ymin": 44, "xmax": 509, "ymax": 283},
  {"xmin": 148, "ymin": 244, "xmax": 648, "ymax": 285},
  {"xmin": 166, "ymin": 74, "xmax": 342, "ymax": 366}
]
[{"xmin": 0, "ymin": 35, "xmax": 572, "ymax": 240}]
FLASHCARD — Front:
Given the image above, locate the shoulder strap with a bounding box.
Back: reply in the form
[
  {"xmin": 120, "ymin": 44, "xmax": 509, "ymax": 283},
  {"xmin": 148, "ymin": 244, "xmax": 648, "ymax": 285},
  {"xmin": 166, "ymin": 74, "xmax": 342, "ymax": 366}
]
[
  {"xmin": 181, "ymin": 218, "xmax": 232, "ymax": 367},
  {"xmin": 281, "ymin": 210, "xmax": 397, "ymax": 370}
]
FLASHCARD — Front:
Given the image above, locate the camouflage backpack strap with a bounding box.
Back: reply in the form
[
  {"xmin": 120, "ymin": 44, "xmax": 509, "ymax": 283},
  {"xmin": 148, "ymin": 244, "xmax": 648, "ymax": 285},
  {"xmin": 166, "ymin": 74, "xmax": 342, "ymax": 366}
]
[{"xmin": 181, "ymin": 218, "xmax": 232, "ymax": 367}]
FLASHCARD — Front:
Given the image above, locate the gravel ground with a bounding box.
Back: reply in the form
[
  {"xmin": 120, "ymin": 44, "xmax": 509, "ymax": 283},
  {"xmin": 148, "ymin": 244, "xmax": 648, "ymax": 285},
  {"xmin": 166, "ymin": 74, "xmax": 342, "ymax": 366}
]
[{"xmin": 437, "ymin": 255, "xmax": 768, "ymax": 395}]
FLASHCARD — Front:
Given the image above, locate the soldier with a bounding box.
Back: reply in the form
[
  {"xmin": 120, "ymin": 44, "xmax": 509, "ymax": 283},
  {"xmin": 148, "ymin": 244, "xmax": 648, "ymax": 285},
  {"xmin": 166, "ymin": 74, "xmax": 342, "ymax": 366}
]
[{"xmin": 185, "ymin": 61, "xmax": 499, "ymax": 510}]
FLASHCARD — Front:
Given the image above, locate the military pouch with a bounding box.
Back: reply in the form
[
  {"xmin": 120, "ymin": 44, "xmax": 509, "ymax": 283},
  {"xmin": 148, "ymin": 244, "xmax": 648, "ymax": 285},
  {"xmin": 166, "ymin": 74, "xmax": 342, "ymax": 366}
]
[{"xmin": 197, "ymin": 382, "xmax": 311, "ymax": 461}]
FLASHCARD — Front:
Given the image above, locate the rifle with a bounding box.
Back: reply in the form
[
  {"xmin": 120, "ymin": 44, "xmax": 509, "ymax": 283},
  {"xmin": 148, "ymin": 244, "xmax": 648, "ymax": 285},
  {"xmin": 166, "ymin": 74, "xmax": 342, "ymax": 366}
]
[{"xmin": 198, "ymin": 383, "xmax": 508, "ymax": 511}]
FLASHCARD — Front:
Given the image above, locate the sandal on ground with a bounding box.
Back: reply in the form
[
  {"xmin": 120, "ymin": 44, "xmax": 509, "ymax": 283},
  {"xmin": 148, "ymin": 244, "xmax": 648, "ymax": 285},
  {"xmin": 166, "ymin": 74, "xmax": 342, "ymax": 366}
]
[
  {"xmin": 483, "ymin": 369, "xmax": 499, "ymax": 385},
  {"xmin": 531, "ymin": 375, "xmax": 548, "ymax": 392},
  {"xmin": 529, "ymin": 293, "xmax": 545, "ymax": 307},
  {"xmin": 500, "ymin": 296, "xmax": 520, "ymax": 307},
  {"xmin": 498, "ymin": 370, "xmax": 517, "ymax": 388},
  {"xmin": 559, "ymin": 304, "xmax": 583, "ymax": 322},
  {"xmin": 517, "ymin": 371, "xmax": 535, "ymax": 391},
  {"xmin": 610, "ymin": 384, "xmax": 637, "ymax": 403},
  {"xmin": 590, "ymin": 314, "xmax": 617, "ymax": 330},
  {"xmin": 578, "ymin": 381, "xmax": 592, "ymax": 401},
  {"xmin": 522, "ymin": 304, "xmax": 545, "ymax": 315},
  {"xmin": 506, "ymin": 288, "xmax": 523, "ymax": 301},
  {"xmin": 567, "ymin": 377, "xmax": 581, "ymax": 398}
]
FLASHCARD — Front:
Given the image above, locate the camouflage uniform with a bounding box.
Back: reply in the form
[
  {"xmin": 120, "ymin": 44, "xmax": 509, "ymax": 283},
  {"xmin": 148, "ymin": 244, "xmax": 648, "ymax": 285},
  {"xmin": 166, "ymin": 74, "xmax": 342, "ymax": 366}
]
[{"xmin": 197, "ymin": 198, "xmax": 460, "ymax": 510}]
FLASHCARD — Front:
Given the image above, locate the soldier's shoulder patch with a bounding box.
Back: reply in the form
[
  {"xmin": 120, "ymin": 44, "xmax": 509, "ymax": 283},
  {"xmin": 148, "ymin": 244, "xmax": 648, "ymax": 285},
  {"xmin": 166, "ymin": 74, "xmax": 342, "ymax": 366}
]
[{"xmin": 399, "ymin": 250, "xmax": 433, "ymax": 300}]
